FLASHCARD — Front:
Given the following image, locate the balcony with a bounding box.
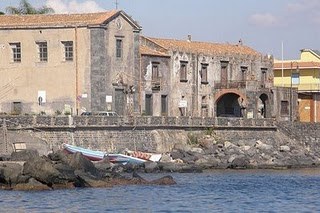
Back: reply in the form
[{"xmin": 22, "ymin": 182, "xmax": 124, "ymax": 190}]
[
  {"xmin": 274, "ymin": 83, "xmax": 320, "ymax": 92},
  {"xmin": 214, "ymin": 80, "xmax": 246, "ymax": 89}
]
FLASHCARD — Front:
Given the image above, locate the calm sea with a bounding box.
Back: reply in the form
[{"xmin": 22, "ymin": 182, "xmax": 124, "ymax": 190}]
[{"xmin": 1, "ymin": 169, "xmax": 320, "ymax": 212}]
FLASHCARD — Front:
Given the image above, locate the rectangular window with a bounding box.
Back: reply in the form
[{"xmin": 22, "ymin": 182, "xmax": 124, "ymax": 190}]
[
  {"xmin": 291, "ymin": 72, "xmax": 300, "ymax": 85},
  {"xmin": 10, "ymin": 42, "xmax": 21, "ymax": 62},
  {"xmin": 280, "ymin": 101, "xmax": 289, "ymax": 116},
  {"xmin": 180, "ymin": 61, "xmax": 188, "ymax": 82},
  {"xmin": 36, "ymin": 42, "xmax": 48, "ymax": 62},
  {"xmin": 145, "ymin": 94, "xmax": 153, "ymax": 116},
  {"xmin": 152, "ymin": 62, "xmax": 159, "ymax": 81},
  {"xmin": 241, "ymin": 66, "xmax": 248, "ymax": 81},
  {"xmin": 161, "ymin": 95, "xmax": 168, "ymax": 115},
  {"xmin": 261, "ymin": 68, "xmax": 267, "ymax": 84},
  {"xmin": 201, "ymin": 64, "xmax": 208, "ymax": 84},
  {"xmin": 62, "ymin": 41, "xmax": 73, "ymax": 61},
  {"xmin": 116, "ymin": 39, "xmax": 123, "ymax": 58},
  {"xmin": 12, "ymin": 102, "xmax": 22, "ymax": 115}
]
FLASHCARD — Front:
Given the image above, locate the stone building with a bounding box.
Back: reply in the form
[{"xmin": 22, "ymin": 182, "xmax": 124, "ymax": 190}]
[
  {"xmin": 140, "ymin": 36, "xmax": 293, "ymax": 120},
  {"xmin": 0, "ymin": 11, "xmax": 141, "ymax": 116}
]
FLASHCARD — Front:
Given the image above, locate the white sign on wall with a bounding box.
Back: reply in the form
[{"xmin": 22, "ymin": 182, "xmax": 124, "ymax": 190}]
[
  {"xmin": 178, "ymin": 100, "xmax": 187, "ymax": 108},
  {"xmin": 38, "ymin": 90, "xmax": 46, "ymax": 104},
  {"xmin": 106, "ymin": 95, "xmax": 112, "ymax": 103}
]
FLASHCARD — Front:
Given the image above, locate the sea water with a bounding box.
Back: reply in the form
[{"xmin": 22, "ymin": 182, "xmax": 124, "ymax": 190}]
[{"xmin": 1, "ymin": 169, "xmax": 320, "ymax": 212}]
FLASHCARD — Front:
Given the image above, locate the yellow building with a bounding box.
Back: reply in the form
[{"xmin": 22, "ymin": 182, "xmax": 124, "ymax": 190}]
[{"xmin": 274, "ymin": 49, "xmax": 320, "ymax": 122}]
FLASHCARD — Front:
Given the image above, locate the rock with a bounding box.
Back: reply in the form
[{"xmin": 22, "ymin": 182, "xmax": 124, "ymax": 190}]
[
  {"xmin": 22, "ymin": 155, "xmax": 70, "ymax": 186},
  {"xmin": 229, "ymin": 156, "xmax": 250, "ymax": 169},
  {"xmin": 280, "ymin": 146, "xmax": 291, "ymax": 152},
  {"xmin": 224, "ymin": 141, "xmax": 235, "ymax": 149},
  {"xmin": 198, "ymin": 138, "xmax": 216, "ymax": 149},
  {"xmin": 14, "ymin": 178, "xmax": 51, "ymax": 191},
  {"xmin": 66, "ymin": 152, "xmax": 101, "ymax": 178},
  {"xmin": 159, "ymin": 153, "xmax": 172, "ymax": 162},
  {"xmin": 93, "ymin": 158, "xmax": 112, "ymax": 173},
  {"xmin": 0, "ymin": 162, "xmax": 23, "ymax": 184},
  {"xmin": 255, "ymin": 140, "xmax": 273, "ymax": 150},
  {"xmin": 170, "ymin": 150, "xmax": 185, "ymax": 160},
  {"xmin": 241, "ymin": 146, "xmax": 251, "ymax": 151},
  {"xmin": 150, "ymin": 175, "xmax": 176, "ymax": 185},
  {"xmin": 11, "ymin": 149, "xmax": 39, "ymax": 161},
  {"xmin": 144, "ymin": 162, "xmax": 159, "ymax": 173},
  {"xmin": 190, "ymin": 147, "xmax": 204, "ymax": 154}
]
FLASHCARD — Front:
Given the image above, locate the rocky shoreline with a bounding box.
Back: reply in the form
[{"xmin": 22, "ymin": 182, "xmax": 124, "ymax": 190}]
[{"xmin": 1, "ymin": 129, "xmax": 320, "ymax": 191}]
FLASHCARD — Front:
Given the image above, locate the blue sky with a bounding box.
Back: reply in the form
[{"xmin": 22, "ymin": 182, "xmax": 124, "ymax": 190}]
[{"xmin": 0, "ymin": 0, "xmax": 319, "ymax": 59}]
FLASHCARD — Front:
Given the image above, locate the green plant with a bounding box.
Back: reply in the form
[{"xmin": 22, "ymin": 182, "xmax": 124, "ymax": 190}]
[
  {"xmin": 187, "ymin": 132, "xmax": 198, "ymax": 145},
  {"xmin": 204, "ymin": 127, "xmax": 214, "ymax": 136},
  {"xmin": 64, "ymin": 111, "xmax": 71, "ymax": 115},
  {"xmin": 55, "ymin": 110, "xmax": 62, "ymax": 115}
]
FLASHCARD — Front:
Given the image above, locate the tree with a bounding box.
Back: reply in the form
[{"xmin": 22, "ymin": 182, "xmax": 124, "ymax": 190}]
[
  {"xmin": 0, "ymin": 12, "xmax": 4, "ymax": 15},
  {"xmin": 6, "ymin": 0, "xmax": 54, "ymax": 15}
]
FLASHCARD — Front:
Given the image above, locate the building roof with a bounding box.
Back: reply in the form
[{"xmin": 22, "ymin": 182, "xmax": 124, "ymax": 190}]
[
  {"xmin": 0, "ymin": 10, "xmax": 141, "ymax": 29},
  {"xmin": 140, "ymin": 45, "xmax": 170, "ymax": 57},
  {"xmin": 274, "ymin": 61, "xmax": 320, "ymax": 70},
  {"xmin": 145, "ymin": 37, "xmax": 260, "ymax": 56}
]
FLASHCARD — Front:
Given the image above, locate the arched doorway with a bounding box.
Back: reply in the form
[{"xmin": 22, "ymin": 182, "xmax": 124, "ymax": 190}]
[
  {"xmin": 216, "ymin": 93, "xmax": 244, "ymax": 117},
  {"xmin": 258, "ymin": 93, "xmax": 268, "ymax": 118}
]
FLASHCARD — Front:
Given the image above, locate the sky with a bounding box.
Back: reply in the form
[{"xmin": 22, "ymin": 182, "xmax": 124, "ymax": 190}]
[{"xmin": 0, "ymin": 0, "xmax": 319, "ymax": 60}]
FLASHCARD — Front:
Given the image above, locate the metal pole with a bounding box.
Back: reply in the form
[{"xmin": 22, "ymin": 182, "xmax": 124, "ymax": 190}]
[{"xmin": 290, "ymin": 61, "xmax": 292, "ymax": 122}]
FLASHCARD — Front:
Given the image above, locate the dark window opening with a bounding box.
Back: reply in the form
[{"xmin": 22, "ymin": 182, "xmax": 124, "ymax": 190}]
[
  {"xmin": 201, "ymin": 64, "xmax": 208, "ymax": 84},
  {"xmin": 280, "ymin": 101, "xmax": 289, "ymax": 116},
  {"xmin": 180, "ymin": 61, "xmax": 188, "ymax": 82},
  {"xmin": 152, "ymin": 63, "xmax": 159, "ymax": 81},
  {"xmin": 12, "ymin": 102, "xmax": 22, "ymax": 115},
  {"xmin": 116, "ymin": 39, "xmax": 123, "ymax": 58},
  {"xmin": 161, "ymin": 95, "xmax": 168, "ymax": 115}
]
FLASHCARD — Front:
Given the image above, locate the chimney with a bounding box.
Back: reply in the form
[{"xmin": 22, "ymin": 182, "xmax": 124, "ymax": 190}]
[{"xmin": 187, "ymin": 35, "xmax": 192, "ymax": 42}]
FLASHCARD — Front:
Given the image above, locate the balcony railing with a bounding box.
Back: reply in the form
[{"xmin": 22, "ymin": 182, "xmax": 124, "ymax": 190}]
[
  {"xmin": 274, "ymin": 83, "xmax": 320, "ymax": 91},
  {"xmin": 214, "ymin": 80, "xmax": 246, "ymax": 89}
]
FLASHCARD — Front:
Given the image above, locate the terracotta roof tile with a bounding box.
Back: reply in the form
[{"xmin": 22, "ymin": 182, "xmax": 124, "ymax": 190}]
[
  {"xmin": 0, "ymin": 10, "xmax": 119, "ymax": 28},
  {"xmin": 140, "ymin": 45, "xmax": 170, "ymax": 57},
  {"xmin": 274, "ymin": 61, "xmax": 320, "ymax": 69},
  {"xmin": 146, "ymin": 37, "xmax": 260, "ymax": 56}
]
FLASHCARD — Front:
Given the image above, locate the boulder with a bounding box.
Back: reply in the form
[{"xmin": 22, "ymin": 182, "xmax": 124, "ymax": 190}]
[
  {"xmin": 229, "ymin": 156, "xmax": 250, "ymax": 169},
  {"xmin": 14, "ymin": 178, "xmax": 51, "ymax": 191},
  {"xmin": 0, "ymin": 162, "xmax": 23, "ymax": 184},
  {"xmin": 150, "ymin": 175, "xmax": 176, "ymax": 185},
  {"xmin": 11, "ymin": 149, "xmax": 39, "ymax": 161},
  {"xmin": 144, "ymin": 161, "xmax": 159, "ymax": 173},
  {"xmin": 65, "ymin": 152, "xmax": 101, "ymax": 178},
  {"xmin": 22, "ymin": 155, "xmax": 71, "ymax": 185}
]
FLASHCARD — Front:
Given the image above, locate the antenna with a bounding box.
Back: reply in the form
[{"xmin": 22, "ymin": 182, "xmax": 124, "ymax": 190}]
[{"xmin": 115, "ymin": 0, "xmax": 119, "ymax": 9}]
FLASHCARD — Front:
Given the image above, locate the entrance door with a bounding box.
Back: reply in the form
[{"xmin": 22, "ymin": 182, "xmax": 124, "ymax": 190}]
[{"xmin": 114, "ymin": 89, "xmax": 125, "ymax": 116}]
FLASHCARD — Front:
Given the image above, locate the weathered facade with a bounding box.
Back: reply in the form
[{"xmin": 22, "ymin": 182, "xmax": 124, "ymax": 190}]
[
  {"xmin": 140, "ymin": 36, "xmax": 292, "ymax": 120},
  {"xmin": 0, "ymin": 11, "xmax": 141, "ymax": 116}
]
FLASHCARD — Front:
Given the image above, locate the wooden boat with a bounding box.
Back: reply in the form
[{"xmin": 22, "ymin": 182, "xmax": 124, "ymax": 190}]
[
  {"xmin": 63, "ymin": 143, "xmax": 146, "ymax": 164},
  {"xmin": 124, "ymin": 150, "xmax": 162, "ymax": 162}
]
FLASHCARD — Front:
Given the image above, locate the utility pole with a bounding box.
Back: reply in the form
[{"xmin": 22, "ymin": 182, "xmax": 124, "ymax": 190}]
[{"xmin": 115, "ymin": 0, "xmax": 119, "ymax": 9}]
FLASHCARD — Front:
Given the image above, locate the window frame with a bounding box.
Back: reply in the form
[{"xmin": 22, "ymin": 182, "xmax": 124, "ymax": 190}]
[
  {"xmin": 10, "ymin": 42, "xmax": 21, "ymax": 63},
  {"xmin": 152, "ymin": 62, "xmax": 160, "ymax": 81},
  {"xmin": 201, "ymin": 63, "xmax": 208, "ymax": 84},
  {"xmin": 62, "ymin": 41, "xmax": 73, "ymax": 61},
  {"xmin": 180, "ymin": 61, "xmax": 188, "ymax": 82},
  {"xmin": 36, "ymin": 41, "xmax": 48, "ymax": 62},
  {"xmin": 116, "ymin": 38, "xmax": 123, "ymax": 58}
]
